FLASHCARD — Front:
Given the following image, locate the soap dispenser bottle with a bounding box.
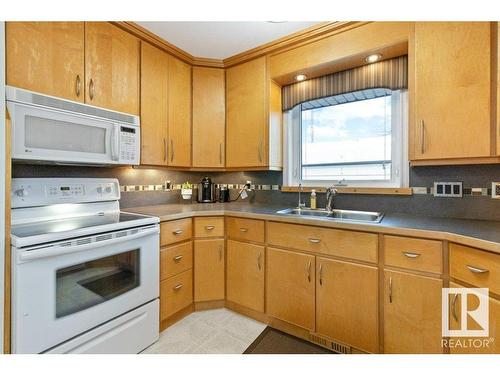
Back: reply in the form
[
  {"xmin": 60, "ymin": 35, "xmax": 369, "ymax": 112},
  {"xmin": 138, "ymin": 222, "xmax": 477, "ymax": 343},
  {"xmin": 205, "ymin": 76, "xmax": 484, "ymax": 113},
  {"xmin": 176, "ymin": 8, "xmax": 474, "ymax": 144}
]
[{"xmin": 310, "ymin": 189, "xmax": 317, "ymax": 209}]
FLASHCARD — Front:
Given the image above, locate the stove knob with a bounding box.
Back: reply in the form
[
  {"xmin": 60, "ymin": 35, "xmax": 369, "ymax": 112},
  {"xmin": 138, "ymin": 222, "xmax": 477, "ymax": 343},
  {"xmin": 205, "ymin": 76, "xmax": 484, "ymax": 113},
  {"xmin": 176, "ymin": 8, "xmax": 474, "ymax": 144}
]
[
  {"xmin": 16, "ymin": 188, "xmax": 28, "ymax": 197},
  {"xmin": 96, "ymin": 186, "xmax": 103, "ymax": 194},
  {"xmin": 105, "ymin": 186, "xmax": 112, "ymax": 193}
]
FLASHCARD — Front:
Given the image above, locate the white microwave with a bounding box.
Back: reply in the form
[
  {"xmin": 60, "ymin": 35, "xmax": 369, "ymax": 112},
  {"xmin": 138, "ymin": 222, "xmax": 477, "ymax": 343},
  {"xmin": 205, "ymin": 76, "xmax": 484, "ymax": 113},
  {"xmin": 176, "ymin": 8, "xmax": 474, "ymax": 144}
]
[{"xmin": 6, "ymin": 86, "xmax": 140, "ymax": 166}]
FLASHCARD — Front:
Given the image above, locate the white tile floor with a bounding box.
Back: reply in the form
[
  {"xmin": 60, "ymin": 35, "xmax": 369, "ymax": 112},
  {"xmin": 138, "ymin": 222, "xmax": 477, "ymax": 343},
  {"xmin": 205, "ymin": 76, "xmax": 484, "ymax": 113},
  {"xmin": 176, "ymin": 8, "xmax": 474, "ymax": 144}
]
[{"xmin": 142, "ymin": 308, "xmax": 267, "ymax": 354}]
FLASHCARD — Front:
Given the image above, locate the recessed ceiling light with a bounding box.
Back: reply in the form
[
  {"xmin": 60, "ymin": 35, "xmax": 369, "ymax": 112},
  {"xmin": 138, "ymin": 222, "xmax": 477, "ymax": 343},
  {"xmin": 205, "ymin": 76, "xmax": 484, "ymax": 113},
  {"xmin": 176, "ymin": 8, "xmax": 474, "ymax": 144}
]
[
  {"xmin": 365, "ymin": 53, "xmax": 382, "ymax": 63},
  {"xmin": 295, "ymin": 74, "xmax": 307, "ymax": 82}
]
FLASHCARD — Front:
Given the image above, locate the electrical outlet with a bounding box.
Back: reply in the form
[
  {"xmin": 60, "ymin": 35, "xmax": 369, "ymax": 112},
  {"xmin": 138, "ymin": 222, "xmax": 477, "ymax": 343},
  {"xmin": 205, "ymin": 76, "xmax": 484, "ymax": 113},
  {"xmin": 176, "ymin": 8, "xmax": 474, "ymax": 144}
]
[
  {"xmin": 433, "ymin": 182, "xmax": 463, "ymax": 197},
  {"xmin": 492, "ymin": 182, "xmax": 500, "ymax": 199}
]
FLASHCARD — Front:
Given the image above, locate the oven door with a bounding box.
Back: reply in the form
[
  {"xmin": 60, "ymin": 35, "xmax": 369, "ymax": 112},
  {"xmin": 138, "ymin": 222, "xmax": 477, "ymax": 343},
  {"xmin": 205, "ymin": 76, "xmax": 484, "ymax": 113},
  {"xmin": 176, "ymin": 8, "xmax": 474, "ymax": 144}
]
[
  {"xmin": 11, "ymin": 225, "xmax": 159, "ymax": 354},
  {"xmin": 9, "ymin": 101, "xmax": 119, "ymax": 165}
]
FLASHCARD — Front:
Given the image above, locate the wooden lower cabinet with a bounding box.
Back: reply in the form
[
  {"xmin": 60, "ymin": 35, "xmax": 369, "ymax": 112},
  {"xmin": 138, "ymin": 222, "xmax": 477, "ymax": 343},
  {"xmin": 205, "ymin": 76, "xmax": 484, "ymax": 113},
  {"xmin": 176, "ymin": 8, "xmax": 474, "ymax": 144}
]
[
  {"xmin": 194, "ymin": 239, "xmax": 225, "ymax": 302},
  {"xmin": 316, "ymin": 257, "xmax": 379, "ymax": 353},
  {"xmin": 383, "ymin": 270, "xmax": 443, "ymax": 353},
  {"xmin": 226, "ymin": 240, "xmax": 265, "ymax": 312},
  {"xmin": 448, "ymin": 282, "xmax": 500, "ymax": 354},
  {"xmin": 266, "ymin": 247, "xmax": 315, "ymax": 331},
  {"xmin": 160, "ymin": 268, "xmax": 193, "ymax": 321}
]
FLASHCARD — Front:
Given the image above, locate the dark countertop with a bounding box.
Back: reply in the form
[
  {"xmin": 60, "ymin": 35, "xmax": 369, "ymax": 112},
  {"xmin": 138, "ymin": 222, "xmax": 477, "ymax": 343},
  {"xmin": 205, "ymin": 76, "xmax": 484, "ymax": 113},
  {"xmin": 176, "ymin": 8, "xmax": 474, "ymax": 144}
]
[{"xmin": 124, "ymin": 202, "xmax": 500, "ymax": 253}]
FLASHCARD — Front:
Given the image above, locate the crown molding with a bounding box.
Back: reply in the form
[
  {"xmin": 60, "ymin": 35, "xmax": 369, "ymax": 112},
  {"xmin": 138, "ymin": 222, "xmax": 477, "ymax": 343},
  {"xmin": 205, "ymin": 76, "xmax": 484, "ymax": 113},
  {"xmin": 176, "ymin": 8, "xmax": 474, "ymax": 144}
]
[{"xmin": 113, "ymin": 21, "xmax": 367, "ymax": 69}]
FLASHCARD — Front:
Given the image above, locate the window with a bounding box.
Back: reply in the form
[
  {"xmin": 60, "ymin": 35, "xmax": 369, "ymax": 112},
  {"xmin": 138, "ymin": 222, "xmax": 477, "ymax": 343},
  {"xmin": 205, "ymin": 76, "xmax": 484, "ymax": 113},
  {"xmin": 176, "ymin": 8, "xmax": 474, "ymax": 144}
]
[{"xmin": 284, "ymin": 88, "xmax": 408, "ymax": 188}]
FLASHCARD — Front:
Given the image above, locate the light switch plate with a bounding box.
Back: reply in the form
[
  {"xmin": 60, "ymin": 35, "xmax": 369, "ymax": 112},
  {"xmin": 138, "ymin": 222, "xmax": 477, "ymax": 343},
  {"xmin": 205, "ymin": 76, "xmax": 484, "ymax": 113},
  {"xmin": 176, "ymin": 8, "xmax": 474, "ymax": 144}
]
[
  {"xmin": 492, "ymin": 182, "xmax": 500, "ymax": 199},
  {"xmin": 433, "ymin": 182, "xmax": 463, "ymax": 197}
]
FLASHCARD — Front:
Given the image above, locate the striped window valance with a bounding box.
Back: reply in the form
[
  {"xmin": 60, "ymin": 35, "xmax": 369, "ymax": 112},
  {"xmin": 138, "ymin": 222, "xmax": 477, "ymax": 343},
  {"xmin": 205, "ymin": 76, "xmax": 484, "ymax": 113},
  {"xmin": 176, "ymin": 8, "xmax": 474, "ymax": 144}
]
[{"xmin": 282, "ymin": 55, "xmax": 408, "ymax": 111}]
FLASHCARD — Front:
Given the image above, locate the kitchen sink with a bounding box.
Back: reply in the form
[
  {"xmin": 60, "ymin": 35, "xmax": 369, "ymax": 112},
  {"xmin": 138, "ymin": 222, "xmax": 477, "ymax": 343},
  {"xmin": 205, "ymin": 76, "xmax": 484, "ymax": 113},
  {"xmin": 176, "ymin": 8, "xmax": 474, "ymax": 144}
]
[{"xmin": 276, "ymin": 208, "xmax": 384, "ymax": 223}]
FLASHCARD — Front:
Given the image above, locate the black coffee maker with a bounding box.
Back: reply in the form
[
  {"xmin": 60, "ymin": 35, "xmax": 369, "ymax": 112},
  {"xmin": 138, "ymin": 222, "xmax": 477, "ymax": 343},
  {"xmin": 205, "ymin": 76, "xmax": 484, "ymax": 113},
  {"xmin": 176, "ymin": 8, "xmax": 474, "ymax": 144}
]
[{"xmin": 197, "ymin": 177, "xmax": 215, "ymax": 203}]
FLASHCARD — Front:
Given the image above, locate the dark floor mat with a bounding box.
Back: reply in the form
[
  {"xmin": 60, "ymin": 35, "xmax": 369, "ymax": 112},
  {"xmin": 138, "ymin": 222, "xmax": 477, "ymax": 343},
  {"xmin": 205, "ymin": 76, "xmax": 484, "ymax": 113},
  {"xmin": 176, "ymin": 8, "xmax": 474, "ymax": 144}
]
[{"xmin": 244, "ymin": 327, "xmax": 334, "ymax": 354}]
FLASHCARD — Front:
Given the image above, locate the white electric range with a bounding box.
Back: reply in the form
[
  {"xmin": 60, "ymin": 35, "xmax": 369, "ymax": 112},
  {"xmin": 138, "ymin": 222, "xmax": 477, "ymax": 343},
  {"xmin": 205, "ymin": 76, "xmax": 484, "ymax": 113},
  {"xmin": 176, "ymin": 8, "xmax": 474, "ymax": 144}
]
[{"xmin": 10, "ymin": 178, "xmax": 160, "ymax": 354}]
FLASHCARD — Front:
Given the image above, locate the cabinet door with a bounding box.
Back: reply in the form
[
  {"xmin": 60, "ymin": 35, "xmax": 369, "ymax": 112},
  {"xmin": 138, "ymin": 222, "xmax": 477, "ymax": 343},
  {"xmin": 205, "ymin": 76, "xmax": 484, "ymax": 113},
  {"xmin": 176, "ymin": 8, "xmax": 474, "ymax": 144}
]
[
  {"xmin": 226, "ymin": 56, "xmax": 268, "ymax": 168},
  {"xmin": 448, "ymin": 282, "xmax": 499, "ymax": 354},
  {"xmin": 6, "ymin": 22, "xmax": 85, "ymax": 102},
  {"xmin": 168, "ymin": 56, "xmax": 192, "ymax": 167},
  {"xmin": 316, "ymin": 257, "xmax": 379, "ymax": 353},
  {"xmin": 226, "ymin": 240, "xmax": 265, "ymax": 312},
  {"xmin": 85, "ymin": 22, "xmax": 140, "ymax": 114},
  {"xmin": 384, "ymin": 270, "xmax": 443, "ymax": 353},
  {"xmin": 140, "ymin": 42, "xmax": 168, "ymax": 166},
  {"xmin": 192, "ymin": 67, "xmax": 225, "ymax": 167},
  {"xmin": 194, "ymin": 239, "xmax": 225, "ymax": 302},
  {"xmin": 267, "ymin": 247, "xmax": 315, "ymax": 330},
  {"xmin": 412, "ymin": 22, "xmax": 491, "ymax": 160}
]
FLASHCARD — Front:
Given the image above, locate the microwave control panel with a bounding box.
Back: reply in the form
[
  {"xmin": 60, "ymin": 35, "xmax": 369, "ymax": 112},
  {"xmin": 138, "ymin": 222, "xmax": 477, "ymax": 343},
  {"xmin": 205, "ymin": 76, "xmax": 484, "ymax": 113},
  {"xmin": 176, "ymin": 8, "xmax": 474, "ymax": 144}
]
[{"xmin": 119, "ymin": 126, "xmax": 139, "ymax": 164}]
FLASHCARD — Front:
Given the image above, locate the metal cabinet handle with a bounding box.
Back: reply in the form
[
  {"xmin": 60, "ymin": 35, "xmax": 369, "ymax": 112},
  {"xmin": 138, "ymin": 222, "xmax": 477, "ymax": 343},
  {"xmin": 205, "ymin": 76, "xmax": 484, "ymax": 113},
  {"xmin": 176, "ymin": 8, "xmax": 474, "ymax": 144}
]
[
  {"xmin": 205, "ymin": 225, "xmax": 215, "ymax": 231},
  {"xmin": 163, "ymin": 138, "xmax": 167, "ymax": 162},
  {"xmin": 173, "ymin": 284, "xmax": 183, "ymax": 291},
  {"xmin": 318, "ymin": 263, "xmax": 323, "ymax": 286},
  {"xmin": 420, "ymin": 120, "xmax": 425, "ymax": 154},
  {"xmin": 389, "ymin": 276, "xmax": 393, "ymax": 303},
  {"xmin": 89, "ymin": 78, "xmax": 94, "ymax": 100},
  {"xmin": 402, "ymin": 251, "xmax": 421, "ymax": 259},
  {"xmin": 173, "ymin": 229, "xmax": 183, "ymax": 235},
  {"xmin": 75, "ymin": 75, "xmax": 81, "ymax": 97},
  {"xmin": 170, "ymin": 139, "xmax": 174, "ymax": 162},
  {"xmin": 307, "ymin": 260, "xmax": 312, "ymax": 282},
  {"xmin": 451, "ymin": 293, "xmax": 459, "ymax": 322},
  {"xmin": 239, "ymin": 228, "xmax": 248, "ymax": 233},
  {"xmin": 219, "ymin": 143, "xmax": 222, "ymax": 165},
  {"xmin": 308, "ymin": 238, "xmax": 321, "ymax": 244},
  {"xmin": 258, "ymin": 139, "xmax": 263, "ymax": 163},
  {"xmin": 466, "ymin": 265, "xmax": 489, "ymax": 274},
  {"xmin": 257, "ymin": 252, "xmax": 262, "ymax": 270},
  {"xmin": 219, "ymin": 245, "xmax": 223, "ymax": 262},
  {"xmin": 173, "ymin": 255, "xmax": 183, "ymax": 262}
]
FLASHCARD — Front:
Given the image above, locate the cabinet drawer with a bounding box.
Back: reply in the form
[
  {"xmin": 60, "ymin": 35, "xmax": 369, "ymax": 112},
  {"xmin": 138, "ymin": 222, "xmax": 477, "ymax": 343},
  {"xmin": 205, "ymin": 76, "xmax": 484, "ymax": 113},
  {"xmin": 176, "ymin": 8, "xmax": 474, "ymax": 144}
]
[
  {"xmin": 160, "ymin": 218, "xmax": 192, "ymax": 246},
  {"xmin": 384, "ymin": 235, "xmax": 443, "ymax": 274},
  {"xmin": 267, "ymin": 221, "xmax": 378, "ymax": 263},
  {"xmin": 160, "ymin": 241, "xmax": 193, "ymax": 280},
  {"xmin": 194, "ymin": 216, "xmax": 224, "ymax": 238},
  {"xmin": 450, "ymin": 243, "xmax": 500, "ymax": 295},
  {"xmin": 226, "ymin": 217, "xmax": 265, "ymax": 243},
  {"xmin": 160, "ymin": 269, "xmax": 193, "ymax": 321}
]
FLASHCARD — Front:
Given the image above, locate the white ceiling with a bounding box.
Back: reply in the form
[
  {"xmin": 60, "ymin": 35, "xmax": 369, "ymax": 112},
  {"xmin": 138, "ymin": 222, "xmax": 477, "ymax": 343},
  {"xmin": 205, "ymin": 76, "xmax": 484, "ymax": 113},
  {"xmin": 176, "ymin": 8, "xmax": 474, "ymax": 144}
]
[{"xmin": 136, "ymin": 22, "xmax": 321, "ymax": 59}]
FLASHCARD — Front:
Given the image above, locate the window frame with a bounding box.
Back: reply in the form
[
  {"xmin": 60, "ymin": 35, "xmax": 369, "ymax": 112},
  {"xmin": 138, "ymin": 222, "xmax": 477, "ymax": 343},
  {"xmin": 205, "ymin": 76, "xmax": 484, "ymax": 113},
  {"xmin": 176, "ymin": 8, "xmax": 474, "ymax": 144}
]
[{"xmin": 283, "ymin": 89, "xmax": 409, "ymax": 188}]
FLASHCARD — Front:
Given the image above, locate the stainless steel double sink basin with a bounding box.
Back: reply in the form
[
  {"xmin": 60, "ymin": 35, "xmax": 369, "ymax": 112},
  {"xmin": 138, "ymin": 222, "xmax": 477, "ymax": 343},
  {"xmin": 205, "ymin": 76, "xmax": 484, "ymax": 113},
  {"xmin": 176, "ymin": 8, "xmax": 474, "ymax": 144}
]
[{"xmin": 276, "ymin": 207, "xmax": 384, "ymax": 223}]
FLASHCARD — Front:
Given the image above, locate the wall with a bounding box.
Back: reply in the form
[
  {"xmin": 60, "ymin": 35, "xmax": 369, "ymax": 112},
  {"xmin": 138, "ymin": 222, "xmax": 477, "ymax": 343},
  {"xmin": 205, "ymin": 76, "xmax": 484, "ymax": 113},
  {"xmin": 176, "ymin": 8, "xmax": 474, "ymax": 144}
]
[
  {"xmin": 11, "ymin": 163, "xmax": 500, "ymax": 221},
  {"xmin": 1, "ymin": 21, "xmax": 6, "ymax": 354}
]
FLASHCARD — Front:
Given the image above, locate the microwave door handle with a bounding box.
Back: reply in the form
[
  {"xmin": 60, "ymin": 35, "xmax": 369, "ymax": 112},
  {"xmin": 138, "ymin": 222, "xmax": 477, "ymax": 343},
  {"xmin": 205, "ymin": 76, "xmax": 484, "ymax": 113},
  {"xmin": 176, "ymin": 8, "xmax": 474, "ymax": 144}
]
[
  {"xmin": 18, "ymin": 226, "xmax": 159, "ymax": 262},
  {"xmin": 110, "ymin": 125, "xmax": 119, "ymax": 161}
]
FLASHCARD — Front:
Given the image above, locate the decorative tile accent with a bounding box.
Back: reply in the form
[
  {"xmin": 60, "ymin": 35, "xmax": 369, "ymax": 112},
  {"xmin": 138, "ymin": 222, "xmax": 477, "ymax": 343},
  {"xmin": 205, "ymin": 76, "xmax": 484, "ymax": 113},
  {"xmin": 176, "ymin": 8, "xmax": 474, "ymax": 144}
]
[{"xmin": 121, "ymin": 183, "xmax": 283, "ymax": 192}]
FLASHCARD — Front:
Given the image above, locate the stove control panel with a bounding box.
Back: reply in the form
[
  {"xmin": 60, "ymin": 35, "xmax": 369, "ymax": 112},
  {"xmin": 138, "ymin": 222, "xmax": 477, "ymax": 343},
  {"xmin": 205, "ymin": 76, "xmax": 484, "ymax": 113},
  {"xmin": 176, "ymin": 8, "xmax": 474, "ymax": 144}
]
[{"xmin": 12, "ymin": 178, "xmax": 120, "ymax": 208}]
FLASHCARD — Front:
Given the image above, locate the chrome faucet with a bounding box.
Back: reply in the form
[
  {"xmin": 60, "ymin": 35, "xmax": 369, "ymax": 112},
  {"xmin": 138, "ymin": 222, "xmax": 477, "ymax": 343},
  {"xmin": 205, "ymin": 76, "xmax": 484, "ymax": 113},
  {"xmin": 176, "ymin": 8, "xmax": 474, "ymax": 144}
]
[
  {"xmin": 297, "ymin": 184, "xmax": 306, "ymax": 209},
  {"xmin": 325, "ymin": 187, "xmax": 338, "ymax": 212}
]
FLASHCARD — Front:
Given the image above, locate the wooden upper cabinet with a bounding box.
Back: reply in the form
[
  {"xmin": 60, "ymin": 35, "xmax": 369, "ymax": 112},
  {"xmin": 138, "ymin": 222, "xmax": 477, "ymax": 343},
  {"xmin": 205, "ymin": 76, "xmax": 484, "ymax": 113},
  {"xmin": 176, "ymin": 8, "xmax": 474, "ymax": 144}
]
[
  {"xmin": 266, "ymin": 247, "xmax": 315, "ymax": 331},
  {"xmin": 316, "ymin": 257, "xmax": 379, "ymax": 353},
  {"xmin": 384, "ymin": 270, "xmax": 443, "ymax": 353},
  {"xmin": 226, "ymin": 56, "xmax": 282, "ymax": 169},
  {"xmin": 6, "ymin": 22, "xmax": 85, "ymax": 102},
  {"xmin": 85, "ymin": 22, "xmax": 140, "ymax": 115},
  {"xmin": 168, "ymin": 56, "xmax": 192, "ymax": 167},
  {"xmin": 411, "ymin": 22, "xmax": 492, "ymax": 161},
  {"xmin": 140, "ymin": 42, "xmax": 169, "ymax": 166},
  {"xmin": 192, "ymin": 67, "xmax": 226, "ymax": 168}
]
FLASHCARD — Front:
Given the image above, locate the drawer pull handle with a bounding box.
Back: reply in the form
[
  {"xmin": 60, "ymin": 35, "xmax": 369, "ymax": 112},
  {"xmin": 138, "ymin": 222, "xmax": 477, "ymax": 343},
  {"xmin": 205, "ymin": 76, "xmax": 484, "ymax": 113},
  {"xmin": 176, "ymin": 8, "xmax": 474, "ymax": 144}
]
[
  {"xmin": 389, "ymin": 276, "xmax": 393, "ymax": 303},
  {"xmin": 205, "ymin": 225, "xmax": 215, "ymax": 231},
  {"xmin": 240, "ymin": 228, "xmax": 248, "ymax": 232},
  {"xmin": 173, "ymin": 255, "xmax": 183, "ymax": 262},
  {"xmin": 466, "ymin": 265, "xmax": 489, "ymax": 274},
  {"xmin": 307, "ymin": 260, "xmax": 312, "ymax": 282},
  {"xmin": 402, "ymin": 251, "xmax": 421, "ymax": 259},
  {"xmin": 451, "ymin": 293, "xmax": 459, "ymax": 322},
  {"xmin": 308, "ymin": 238, "xmax": 321, "ymax": 244},
  {"xmin": 173, "ymin": 284, "xmax": 183, "ymax": 291},
  {"xmin": 173, "ymin": 229, "xmax": 183, "ymax": 235}
]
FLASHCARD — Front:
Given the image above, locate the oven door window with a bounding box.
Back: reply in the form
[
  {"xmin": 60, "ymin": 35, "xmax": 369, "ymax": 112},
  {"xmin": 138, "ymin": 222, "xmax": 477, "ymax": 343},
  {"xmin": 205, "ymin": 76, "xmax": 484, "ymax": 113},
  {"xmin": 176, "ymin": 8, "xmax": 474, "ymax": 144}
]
[{"xmin": 56, "ymin": 249, "xmax": 140, "ymax": 318}]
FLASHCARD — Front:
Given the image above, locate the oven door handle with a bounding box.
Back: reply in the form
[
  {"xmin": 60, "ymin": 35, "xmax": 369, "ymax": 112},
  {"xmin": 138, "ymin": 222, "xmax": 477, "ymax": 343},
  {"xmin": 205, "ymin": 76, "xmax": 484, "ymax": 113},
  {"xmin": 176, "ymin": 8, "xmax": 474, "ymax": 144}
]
[{"xmin": 19, "ymin": 226, "xmax": 159, "ymax": 262}]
